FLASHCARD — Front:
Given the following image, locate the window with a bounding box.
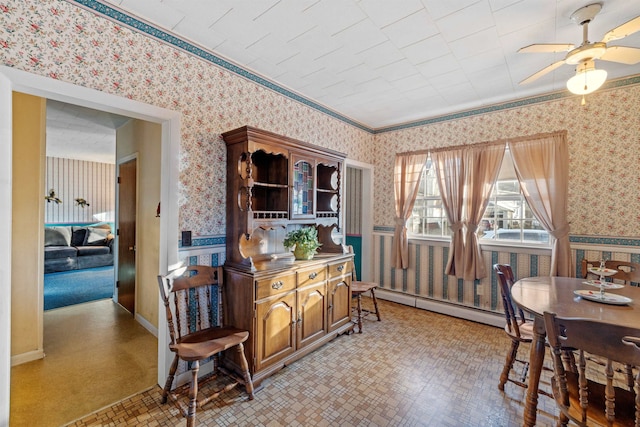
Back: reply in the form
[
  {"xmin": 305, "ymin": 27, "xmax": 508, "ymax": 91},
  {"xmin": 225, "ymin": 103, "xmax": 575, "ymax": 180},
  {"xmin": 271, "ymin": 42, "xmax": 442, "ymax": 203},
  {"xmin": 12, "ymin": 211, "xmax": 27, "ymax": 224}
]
[
  {"xmin": 409, "ymin": 150, "xmax": 550, "ymax": 244},
  {"xmin": 409, "ymin": 158, "xmax": 449, "ymax": 238}
]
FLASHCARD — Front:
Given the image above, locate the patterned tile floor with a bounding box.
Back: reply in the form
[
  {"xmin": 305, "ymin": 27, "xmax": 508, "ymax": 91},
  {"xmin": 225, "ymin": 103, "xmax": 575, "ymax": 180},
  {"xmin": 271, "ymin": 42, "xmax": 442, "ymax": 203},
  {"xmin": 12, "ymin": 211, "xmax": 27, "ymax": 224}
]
[{"xmin": 67, "ymin": 300, "xmax": 561, "ymax": 426}]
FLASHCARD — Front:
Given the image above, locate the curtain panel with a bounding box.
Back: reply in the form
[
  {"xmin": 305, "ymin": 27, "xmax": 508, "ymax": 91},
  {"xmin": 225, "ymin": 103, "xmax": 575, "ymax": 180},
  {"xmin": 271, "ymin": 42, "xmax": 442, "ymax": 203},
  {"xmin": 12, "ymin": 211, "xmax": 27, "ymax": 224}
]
[
  {"xmin": 392, "ymin": 153, "xmax": 428, "ymax": 269},
  {"xmin": 509, "ymin": 131, "xmax": 572, "ymax": 277},
  {"xmin": 431, "ymin": 149, "xmax": 465, "ymax": 277},
  {"xmin": 461, "ymin": 144, "xmax": 505, "ymax": 281}
]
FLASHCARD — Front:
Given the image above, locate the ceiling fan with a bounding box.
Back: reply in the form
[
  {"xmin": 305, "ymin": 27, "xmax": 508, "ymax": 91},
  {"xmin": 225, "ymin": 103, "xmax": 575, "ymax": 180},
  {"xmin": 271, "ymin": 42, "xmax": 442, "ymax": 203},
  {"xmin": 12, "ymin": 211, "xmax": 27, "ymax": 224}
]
[{"xmin": 519, "ymin": 3, "xmax": 640, "ymax": 95}]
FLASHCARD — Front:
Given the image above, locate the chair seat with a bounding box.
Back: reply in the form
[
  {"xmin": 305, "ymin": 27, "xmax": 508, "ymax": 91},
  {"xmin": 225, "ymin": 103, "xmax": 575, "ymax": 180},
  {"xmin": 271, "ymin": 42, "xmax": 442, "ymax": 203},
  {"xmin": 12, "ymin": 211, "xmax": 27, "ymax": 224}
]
[
  {"xmin": 173, "ymin": 327, "xmax": 249, "ymax": 362},
  {"xmin": 351, "ymin": 281, "xmax": 377, "ymax": 294},
  {"xmin": 503, "ymin": 321, "xmax": 534, "ymax": 342}
]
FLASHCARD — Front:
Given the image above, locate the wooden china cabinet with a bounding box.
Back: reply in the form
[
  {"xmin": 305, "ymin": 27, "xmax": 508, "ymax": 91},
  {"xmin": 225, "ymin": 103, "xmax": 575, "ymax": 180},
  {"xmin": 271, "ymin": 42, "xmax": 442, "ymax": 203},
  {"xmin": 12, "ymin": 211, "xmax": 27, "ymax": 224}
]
[{"xmin": 220, "ymin": 126, "xmax": 354, "ymax": 386}]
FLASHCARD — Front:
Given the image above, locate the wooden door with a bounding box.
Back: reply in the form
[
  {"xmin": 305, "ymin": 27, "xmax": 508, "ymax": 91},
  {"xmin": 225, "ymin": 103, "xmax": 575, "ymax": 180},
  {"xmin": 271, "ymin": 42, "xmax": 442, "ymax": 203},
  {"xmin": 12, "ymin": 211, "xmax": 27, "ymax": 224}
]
[
  {"xmin": 117, "ymin": 159, "xmax": 136, "ymax": 314},
  {"xmin": 328, "ymin": 276, "xmax": 351, "ymax": 332},
  {"xmin": 296, "ymin": 282, "xmax": 327, "ymax": 349},
  {"xmin": 255, "ymin": 292, "xmax": 296, "ymax": 372}
]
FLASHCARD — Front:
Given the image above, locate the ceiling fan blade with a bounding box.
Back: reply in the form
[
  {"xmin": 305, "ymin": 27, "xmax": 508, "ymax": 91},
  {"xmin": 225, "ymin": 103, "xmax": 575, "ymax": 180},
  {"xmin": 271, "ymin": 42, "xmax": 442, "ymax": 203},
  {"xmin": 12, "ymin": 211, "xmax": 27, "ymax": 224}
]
[
  {"xmin": 601, "ymin": 16, "xmax": 640, "ymax": 43},
  {"xmin": 519, "ymin": 60, "xmax": 566, "ymax": 85},
  {"xmin": 599, "ymin": 46, "xmax": 640, "ymax": 64},
  {"xmin": 518, "ymin": 44, "xmax": 574, "ymax": 53}
]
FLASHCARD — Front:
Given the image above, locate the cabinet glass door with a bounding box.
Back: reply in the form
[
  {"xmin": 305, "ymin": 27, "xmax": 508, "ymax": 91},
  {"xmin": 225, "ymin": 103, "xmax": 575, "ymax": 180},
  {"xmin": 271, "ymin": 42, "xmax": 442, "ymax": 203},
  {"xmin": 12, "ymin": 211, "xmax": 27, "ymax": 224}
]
[{"xmin": 292, "ymin": 159, "xmax": 314, "ymax": 217}]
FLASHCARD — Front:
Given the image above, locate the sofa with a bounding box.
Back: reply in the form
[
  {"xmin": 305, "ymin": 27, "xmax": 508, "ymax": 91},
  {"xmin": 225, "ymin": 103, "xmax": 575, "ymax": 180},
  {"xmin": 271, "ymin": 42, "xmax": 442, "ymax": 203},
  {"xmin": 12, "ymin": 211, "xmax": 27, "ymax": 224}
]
[{"xmin": 44, "ymin": 224, "xmax": 114, "ymax": 273}]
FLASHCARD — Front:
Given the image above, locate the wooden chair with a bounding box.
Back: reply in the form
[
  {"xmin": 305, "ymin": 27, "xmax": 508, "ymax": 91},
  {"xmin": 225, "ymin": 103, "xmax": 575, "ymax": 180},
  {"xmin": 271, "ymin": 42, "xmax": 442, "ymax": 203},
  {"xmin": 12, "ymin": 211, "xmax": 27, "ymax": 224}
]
[
  {"xmin": 494, "ymin": 264, "xmax": 537, "ymax": 392},
  {"xmin": 158, "ymin": 265, "xmax": 254, "ymax": 427},
  {"xmin": 348, "ymin": 246, "xmax": 381, "ymax": 333},
  {"xmin": 543, "ymin": 311, "xmax": 640, "ymax": 427},
  {"xmin": 581, "ymin": 258, "xmax": 638, "ymax": 388},
  {"xmin": 581, "ymin": 258, "xmax": 640, "ymax": 284}
]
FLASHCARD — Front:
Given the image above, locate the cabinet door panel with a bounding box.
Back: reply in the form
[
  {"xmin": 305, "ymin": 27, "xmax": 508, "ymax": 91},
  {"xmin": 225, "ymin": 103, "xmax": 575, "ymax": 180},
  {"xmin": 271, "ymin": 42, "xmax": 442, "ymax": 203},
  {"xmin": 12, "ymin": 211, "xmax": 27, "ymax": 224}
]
[
  {"xmin": 328, "ymin": 276, "xmax": 351, "ymax": 331},
  {"xmin": 297, "ymin": 282, "xmax": 327, "ymax": 349},
  {"xmin": 256, "ymin": 292, "xmax": 296, "ymax": 371}
]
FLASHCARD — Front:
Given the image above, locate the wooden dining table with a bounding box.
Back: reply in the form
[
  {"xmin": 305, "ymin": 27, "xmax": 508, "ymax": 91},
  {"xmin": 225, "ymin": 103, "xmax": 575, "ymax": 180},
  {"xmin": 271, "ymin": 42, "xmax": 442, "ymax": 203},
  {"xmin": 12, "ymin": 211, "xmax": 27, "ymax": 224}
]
[{"xmin": 510, "ymin": 276, "xmax": 640, "ymax": 427}]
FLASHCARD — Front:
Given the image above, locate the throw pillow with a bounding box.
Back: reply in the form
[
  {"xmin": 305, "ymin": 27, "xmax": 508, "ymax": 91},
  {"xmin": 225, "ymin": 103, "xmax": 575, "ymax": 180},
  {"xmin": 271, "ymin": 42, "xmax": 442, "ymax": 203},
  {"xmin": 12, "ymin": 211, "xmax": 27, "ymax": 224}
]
[
  {"xmin": 84, "ymin": 227, "xmax": 110, "ymax": 246},
  {"xmin": 71, "ymin": 227, "xmax": 88, "ymax": 247},
  {"xmin": 44, "ymin": 226, "xmax": 72, "ymax": 246}
]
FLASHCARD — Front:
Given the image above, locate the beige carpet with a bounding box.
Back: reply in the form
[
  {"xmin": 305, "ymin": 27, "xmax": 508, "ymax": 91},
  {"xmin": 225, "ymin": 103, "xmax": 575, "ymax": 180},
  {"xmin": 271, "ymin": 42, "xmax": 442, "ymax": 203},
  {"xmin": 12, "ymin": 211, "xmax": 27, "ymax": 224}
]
[{"xmin": 10, "ymin": 299, "xmax": 158, "ymax": 427}]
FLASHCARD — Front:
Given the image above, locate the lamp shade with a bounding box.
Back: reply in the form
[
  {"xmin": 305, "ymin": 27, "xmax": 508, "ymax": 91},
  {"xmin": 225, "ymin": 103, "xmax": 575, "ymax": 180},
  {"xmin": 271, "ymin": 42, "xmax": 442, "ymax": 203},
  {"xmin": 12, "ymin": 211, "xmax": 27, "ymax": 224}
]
[{"xmin": 566, "ymin": 60, "xmax": 607, "ymax": 95}]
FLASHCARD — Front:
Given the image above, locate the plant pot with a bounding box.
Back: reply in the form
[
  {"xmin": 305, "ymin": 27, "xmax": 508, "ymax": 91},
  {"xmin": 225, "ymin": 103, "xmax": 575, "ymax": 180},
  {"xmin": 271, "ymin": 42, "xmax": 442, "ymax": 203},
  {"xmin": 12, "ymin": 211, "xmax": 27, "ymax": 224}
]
[{"xmin": 293, "ymin": 246, "xmax": 315, "ymax": 260}]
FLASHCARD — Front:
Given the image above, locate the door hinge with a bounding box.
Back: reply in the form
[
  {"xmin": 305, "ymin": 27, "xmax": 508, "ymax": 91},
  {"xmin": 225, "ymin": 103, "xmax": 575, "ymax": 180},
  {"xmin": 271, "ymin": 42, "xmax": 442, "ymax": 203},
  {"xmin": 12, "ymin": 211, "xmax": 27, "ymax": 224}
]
[
  {"xmin": 117, "ymin": 176, "xmax": 121, "ymax": 184},
  {"xmin": 116, "ymin": 229, "xmax": 120, "ymax": 236},
  {"xmin": 116, "ymin": 280, "xmax": 120, "ymax": 288}
]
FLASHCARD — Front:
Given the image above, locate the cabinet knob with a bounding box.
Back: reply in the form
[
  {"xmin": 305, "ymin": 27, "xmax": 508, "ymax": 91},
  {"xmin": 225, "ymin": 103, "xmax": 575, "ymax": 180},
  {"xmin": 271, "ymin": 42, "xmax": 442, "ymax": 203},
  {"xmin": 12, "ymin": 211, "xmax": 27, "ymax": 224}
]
[
  {"xmin": 337, "ymin": 265, "xmax": 344, "ymax": 272},
  {"xmin": 271, "ymin": 281, "xmax": 283, "ymax": 290},
  {"xmin": 309, "ymin": 272, "xmax": 318, "ymax": 279}
]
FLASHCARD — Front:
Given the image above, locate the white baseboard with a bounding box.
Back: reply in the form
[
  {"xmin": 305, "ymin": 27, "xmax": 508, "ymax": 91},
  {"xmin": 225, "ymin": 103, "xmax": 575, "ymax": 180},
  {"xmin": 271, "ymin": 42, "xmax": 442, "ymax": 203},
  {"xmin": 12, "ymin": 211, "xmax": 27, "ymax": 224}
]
[
  {"xmin": 136, "ymin": 313, "xmax": 158, "ymax": 337},
  {"xmin": 11, "ymin": 349, "xmax": 45, "ymax": 366},
  {"xmin": 374, "ymin": 288, "xmax": 504, "ymax": 328}
]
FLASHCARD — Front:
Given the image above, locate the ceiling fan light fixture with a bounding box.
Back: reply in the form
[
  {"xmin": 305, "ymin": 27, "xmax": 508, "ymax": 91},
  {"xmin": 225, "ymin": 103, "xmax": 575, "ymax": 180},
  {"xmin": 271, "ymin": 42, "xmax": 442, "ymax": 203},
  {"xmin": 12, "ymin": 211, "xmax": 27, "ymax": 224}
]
[{"xmin": 566, "ymin": 60, "xmax": 607, "ymax": 95}]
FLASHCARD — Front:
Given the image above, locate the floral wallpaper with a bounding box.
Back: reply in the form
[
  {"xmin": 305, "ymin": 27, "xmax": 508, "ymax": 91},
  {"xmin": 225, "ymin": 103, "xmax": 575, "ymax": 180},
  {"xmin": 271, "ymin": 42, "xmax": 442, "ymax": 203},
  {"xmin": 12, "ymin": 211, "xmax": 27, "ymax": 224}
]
[
  {"xmin": 1, "ymin": 0, "xmax": 375, "ymax": 237},
  {"xmin": 2, "ymin": 0, "xmax": 639, "ymax": 241},
  {"xmin": 375, "ymin": 86, "xmax": 640, "ymax": 237}
]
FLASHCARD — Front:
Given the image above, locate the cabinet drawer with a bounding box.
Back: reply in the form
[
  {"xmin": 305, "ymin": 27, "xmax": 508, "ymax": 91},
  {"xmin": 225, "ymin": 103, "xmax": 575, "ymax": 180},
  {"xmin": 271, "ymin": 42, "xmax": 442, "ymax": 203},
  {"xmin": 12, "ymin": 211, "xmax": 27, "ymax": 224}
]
[
  {"xmin": 328, "ymin": 260, "xmax": 352, "ymax": 278},
  {"xmin": 297, "ymin": 265, "xmax": 327, "ymax": 287},
  {"xmin": 256, "ymin": 273, "xmax": 296, "ymax": 300}
]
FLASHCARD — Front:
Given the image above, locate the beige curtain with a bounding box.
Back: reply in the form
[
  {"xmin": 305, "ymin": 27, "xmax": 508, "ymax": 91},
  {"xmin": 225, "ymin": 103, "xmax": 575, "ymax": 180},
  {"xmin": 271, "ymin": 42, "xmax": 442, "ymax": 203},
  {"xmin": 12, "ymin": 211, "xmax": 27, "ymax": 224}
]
[
  {"xmin": 509, "ymin": 131, "xmax": 572, "ymax": 277},
  {"xmin": 392, "ymin": 153, "xmax": 428, "ymax": 269},
  {"xmin": 462, "ymin": 144, "xmax": 505, "ymax": 281},
  {"xmin": 432, "ymin": 149, "xmax": 465, "ymax": 276}
]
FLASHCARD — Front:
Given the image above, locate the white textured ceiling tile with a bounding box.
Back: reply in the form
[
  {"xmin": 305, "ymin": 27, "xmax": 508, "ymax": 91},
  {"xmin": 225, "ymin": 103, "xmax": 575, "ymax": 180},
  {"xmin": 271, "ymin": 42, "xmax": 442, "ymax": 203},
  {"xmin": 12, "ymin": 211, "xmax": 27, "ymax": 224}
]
[
  {"xmin": 404, "ymin": 86, "xmax": 443, "ymax": 101},
  {"xmin": 421, "ymin": 0, "xmax": 483, "ymax": 20},
  {"xmin": 449, "ymin": 27, "xmax": 501, "ymax": 59},
  {"xmin": 382, "ymin": 10, "xmax": 439, "ymax": 49},
  {"xmin": 244, "ymin": 33, "xmax": 300, "ymax": 65},
  {"xmin": 416, "ymin": 53, "xmax": 461, "ymax": 78},
  {"xmin": 245, "ymin": 58, "xmax": 288, "ymax": 81},
  {"xmin": 303, "ymin": 0, "xmax": 367, "ymax": 36},
  {"xmin": 436, "ymin": 1, "xmax": 495, "ymax": 42},
  {"xmin": 358, "ymin": 41, "xmax": 405, "ymax": 69},
  {"xmin": 160, "ymin": 0, "xmax": 234, "ymax": 25},
  {"xmin": 214, "ymin": 38, "xmax": 261, "ymax": 67},
  {"xmin": 402, "ymin": 34, "xmax": 451, "ymax": 65},
  {"xmin": 356, "ymin": 77, "xmax": 395, "ymax": 94},
  {"xmin": 488, "ymin": 0, "xmax": 521, "ymax": 12},
  {"xmin": 377, "ymin": 60, "xmax": 420, "ymax": 82},
  {"xmin": 440, "ymin": 82, "xmax": 482, "ymax": 106},
  {"xmin": 458, "ymin": 47, "xmax": 506, "ymax": 73},
  {"xmin": 467, "ymin": 63, "xmax": 511, "ymax": 87},
  {"xmin": 209, "ymin": 9, "xmax": 270, "ymax": 48},
  {"xmin": 255, "ymin": 3, "xmax": 317, "ymax": 42},
  {"xmin": 493, "ymin": 0, "xmax": 557, "ymax": 37},
  {"xmin": 428, "ymin": 69, "xmax": 469, "ymax": 90},
  {"xmin": 359, "ymin": 0, "xmax": 424, "ymax": 28},
  {"xmin": 390, "ymin": 73, "xmax": 434, "ymax": 92},
  {"xmin": 332, "ymin": 18, "xmax": 389, "ymax": 54}
]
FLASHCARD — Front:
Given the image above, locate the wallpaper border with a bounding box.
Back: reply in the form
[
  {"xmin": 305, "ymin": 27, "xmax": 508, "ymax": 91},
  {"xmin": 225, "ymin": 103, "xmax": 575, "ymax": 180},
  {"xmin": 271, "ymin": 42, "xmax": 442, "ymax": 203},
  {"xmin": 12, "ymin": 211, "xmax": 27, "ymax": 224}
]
[{"xmin": 69, "ymin": 1, "xmax": 640, "ymax": 135}]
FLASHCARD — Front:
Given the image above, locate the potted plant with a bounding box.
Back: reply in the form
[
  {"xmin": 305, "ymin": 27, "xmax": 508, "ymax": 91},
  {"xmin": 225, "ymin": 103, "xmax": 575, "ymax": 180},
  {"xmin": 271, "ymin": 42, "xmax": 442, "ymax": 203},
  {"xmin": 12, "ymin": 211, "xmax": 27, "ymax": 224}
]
[{"xmin": 283, "ymin": 226, "xmax": 322, "ymax": 260}]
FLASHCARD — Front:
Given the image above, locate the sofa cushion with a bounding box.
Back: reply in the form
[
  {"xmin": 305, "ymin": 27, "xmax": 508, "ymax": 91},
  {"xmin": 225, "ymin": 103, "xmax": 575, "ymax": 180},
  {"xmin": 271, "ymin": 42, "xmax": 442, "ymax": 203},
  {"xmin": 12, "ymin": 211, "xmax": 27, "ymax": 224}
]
[
  {"xmin": 45, "ymin": 246, "xmax": 78, "ymax": 259},
  {"xmin": 76, "ymin": 246, "xmax": 111, "ymax": 256},
  {"xmin": 45, "ymin": 227, "xmax": 72, "ymax": 247},
  {"xmin": 71, "ymin": 227, "xmax": 88, "ymax": 246},
  {"xmin": 84, "ymin": 226, "xmax": 110, "ymax": 246}
]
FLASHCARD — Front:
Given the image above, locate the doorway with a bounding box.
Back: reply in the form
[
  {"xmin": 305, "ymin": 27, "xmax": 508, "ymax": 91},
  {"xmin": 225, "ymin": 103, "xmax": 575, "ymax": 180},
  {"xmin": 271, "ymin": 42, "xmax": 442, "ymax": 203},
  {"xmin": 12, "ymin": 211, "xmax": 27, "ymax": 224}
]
[
  {"xmin": 345, "ymin": 160, "xmax": 374, "ymax": 281},
  {"xmin": 0, "ymin": 65, "xmax": 181, "ymax": 425}
]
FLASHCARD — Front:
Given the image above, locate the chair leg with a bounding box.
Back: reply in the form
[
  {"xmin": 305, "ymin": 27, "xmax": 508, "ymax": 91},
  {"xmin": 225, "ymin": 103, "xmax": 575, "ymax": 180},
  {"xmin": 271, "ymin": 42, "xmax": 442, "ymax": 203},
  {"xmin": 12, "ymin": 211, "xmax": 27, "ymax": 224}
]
[
  {"xmin": 356, "ymin": 293, "xmax": 363, "ymax": 333},
  {"xmin": 187, "ymin": 360, "xmax": 200, "ymax": 427},
  {"xmin": 624, "ymin": 364, "xmax": 634, "ymax": 390},
  {"xmin": 369, "ymin": 288, "xmax": 381, "ymax": 321},
  {"xmin": 162, "ymin": 354, "xmax": 179, "ymax": 404},
  {"xmin": 499, "ymin": 340, "xmax": 519, "ymax": 391},
  {"xmin": 235, "ymin": 342, "xmax": 255, "ymax": 400}
]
